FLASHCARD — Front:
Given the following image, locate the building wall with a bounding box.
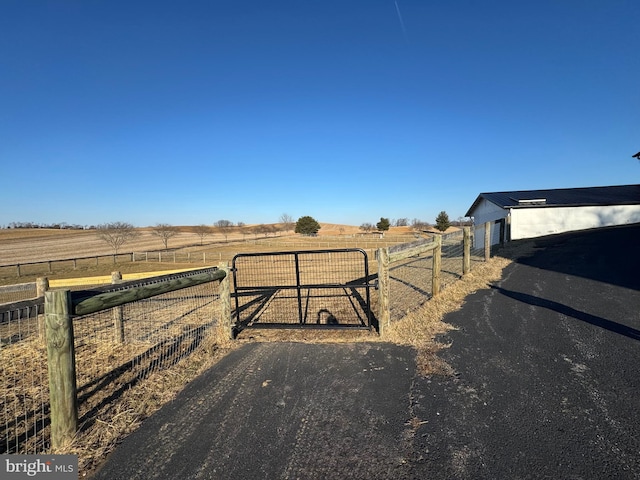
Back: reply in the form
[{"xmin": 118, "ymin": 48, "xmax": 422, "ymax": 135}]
[
  {"xmin": 510, "ymin": 204, "xmax": 640, "ymax": 239},
  {"xmin": 470, "ymin": 199, "xmax": 507, "ymax": 247},
  {"xmin": 470, "ymin": 198, "xmax": 507, "ymax": 224}
]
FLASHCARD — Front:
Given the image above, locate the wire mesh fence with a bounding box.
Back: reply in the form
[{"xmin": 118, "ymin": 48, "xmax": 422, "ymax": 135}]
[
  {"xmin": 384, "ymin": 228, "xmax": 489, "ymax": 323},
  {"xmin": 232, "ymin": 250, "xmax": 372, "ymax": 329},
  {"xmin": 0, "ymin": 283, "xmax": 38, "ymax": 304},
  {"xmin": 0, "ymin": 269, "xmax": 224, "ymax": 456},
  {"xmin": 0, "ymin": 302, "xmax": 47, "ymax": 454},
  {"xmin": 0, "ymin": 254, "xmax": 138, "ymax": 279}
]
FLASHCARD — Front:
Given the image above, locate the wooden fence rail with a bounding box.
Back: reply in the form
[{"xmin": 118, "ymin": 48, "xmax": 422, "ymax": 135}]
[{"xmin": 43, "ymin": 267, "xmax": 230, "ymax": 448}]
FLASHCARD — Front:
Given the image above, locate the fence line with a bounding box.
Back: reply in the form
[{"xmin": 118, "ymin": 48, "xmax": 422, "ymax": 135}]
[
  {"xmin": 376, "ymin": 224, "xmax": 492, "ymax": 335},
  {"xmin": 0, "ymin": 266, "xmax": 231, "ymax": 456},
  {"xmin": 0, "ymin": 235, "xmax": 422, "ymax": 280}
]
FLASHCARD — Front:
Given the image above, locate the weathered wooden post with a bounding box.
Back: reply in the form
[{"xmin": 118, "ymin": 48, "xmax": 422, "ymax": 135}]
[
  {"xmin": 36, "ymin": 277, "xmax": 49, "ymax": 297},
  {"xmin": 484, "ymin": 221, "xmax": 491, "ymax": 262},
  {"xmin": 377, "ymin": 247, "xmax": 390, "ymax": 336},
  {"xmin": 44, "ymin": 289, "xmax": 78, "ymax": 448},
  {"xmin": 463, "ymin": 227, "xmax": 471, "ymax": 275},
  {"xmin": 37, "ymin": 277, "xmax": 50, "ymax": 340},
  {"xmin": 432, "ymin": 236, "xmax": 442, "ymax": 297},
  {"xmin": 218, "ymin": 263, "xmax": 232, "ymax": 339},
  {"xmin": 111, "ymin": 272, "xmax": 125, "ymax": 343}
]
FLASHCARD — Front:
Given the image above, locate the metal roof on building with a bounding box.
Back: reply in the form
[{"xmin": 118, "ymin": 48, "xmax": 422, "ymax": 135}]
[{"xmin": 465, "ymin": 184, "xmax": 640, "ymax": 217}]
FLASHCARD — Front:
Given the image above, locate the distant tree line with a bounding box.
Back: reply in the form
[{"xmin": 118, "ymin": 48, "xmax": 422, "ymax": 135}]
[
  {"xmin": 4, "ymin": 222, "xmax": 94, "ymax": 229},
  {"xmin": 358, "ymin": 213, "xmax": 471, "ymax": 234}
]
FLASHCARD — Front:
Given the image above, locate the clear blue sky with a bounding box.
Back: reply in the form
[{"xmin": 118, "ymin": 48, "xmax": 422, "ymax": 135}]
[{"xmin": 2, "ymin": 0, "xmax": 638, "ymax": 227}]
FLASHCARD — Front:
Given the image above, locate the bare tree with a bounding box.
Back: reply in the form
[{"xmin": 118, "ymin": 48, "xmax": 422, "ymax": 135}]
[
  {"xmin": 215, "ymin": 219, "xmax": 234, "ymax": 242},
  {"xmin": 193, "ymin": 224, "xmax": 211, "ymax": 246},
  {"xmin": 96, "ymin": 222, "xmax": 139, "ymax": 255},
  {"xmin": 360, "ymin": 223, "xmax": 374, "ymax": 233},
  {"xmin": 279, "ymin": 213, "xmax": 295, "ymax": 232},
  {"xmin": 411, "ymin": 218, "xmax": 430, "ymax": 231},
  {"xmin": 153, "ymin": 223, "xmax": 179, "ymax": 249}
]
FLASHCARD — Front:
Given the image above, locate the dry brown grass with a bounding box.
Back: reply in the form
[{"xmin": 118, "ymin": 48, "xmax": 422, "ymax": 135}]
[
  {"xmin": 60, "ymin": 324, "xmax": 235, "ymax": 475},
  {"xmin": 0, "ymin": 224, "xmax": 416, "ymax": 286},
  {"xmin": 384, "ymin": 239, "xmax": 538, "ymax": 375}
]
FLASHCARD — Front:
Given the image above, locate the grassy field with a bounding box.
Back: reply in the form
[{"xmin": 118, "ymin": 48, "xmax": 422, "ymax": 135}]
[{"xmin": 0, "ymin": 223, "xmax": 422, "ymax": 286}]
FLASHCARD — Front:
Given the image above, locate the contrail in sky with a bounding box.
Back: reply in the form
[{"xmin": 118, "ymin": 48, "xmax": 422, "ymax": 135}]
[{"xmin": 394, "ymin": 0, "xmax": 409, "ymax": 44}]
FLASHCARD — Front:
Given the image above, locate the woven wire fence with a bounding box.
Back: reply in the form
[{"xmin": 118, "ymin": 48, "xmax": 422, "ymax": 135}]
[
  {"xmin": 0, "ymin": 283, "xmax": 38, "ymax": 304},
  {"xmin": 0, "ymin": 254, "xmax": 137, "ymax": 279},
  {"xmin": 1, "ymin": 270, "xmax": 223, "ymax": 455},
  {"xmin": 386, "ymin": 229, "xmax": 488, "ymax": 323}
]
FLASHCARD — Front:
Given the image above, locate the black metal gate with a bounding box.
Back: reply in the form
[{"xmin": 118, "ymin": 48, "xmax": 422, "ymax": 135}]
[{"xmin": 232, "ymin": 249, "xmax": 374, "ymax": 333}]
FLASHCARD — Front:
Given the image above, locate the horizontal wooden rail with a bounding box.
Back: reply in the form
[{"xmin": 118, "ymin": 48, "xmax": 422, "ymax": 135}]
[
  {"xmin": 44, "ymin": 266, "xmax": 229, "ymax": 448},
  {"xmin": 73, "ymin": 268, "xmax": 226, "ymax": 316},
  {"xmin": 388, "ymin": 240, "xmax": 437, "ymax": 264}
]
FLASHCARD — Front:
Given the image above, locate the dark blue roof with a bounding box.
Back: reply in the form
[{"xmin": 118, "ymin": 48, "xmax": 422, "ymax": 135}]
[{"xmin": 466, "ymin": 184, "xmax": 640, "ymax": 217}]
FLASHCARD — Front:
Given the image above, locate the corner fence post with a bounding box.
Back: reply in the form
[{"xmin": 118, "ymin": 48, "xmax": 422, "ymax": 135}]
[
  {"xmin": 44, "ymin": 289, "xmax": 78, "ymax": 448},
  {"xmin": 463, "ymin": 227, "xmax": 471, "ymax": 275},
  {"xmin": 377, "ymin": 247, "xmax": 390, "ymax": 336},
  {"xmin": 484, "ymin": 221, "xmax": 491, "ymax": 261},
  {"xmin": 432, "ymin": 236, "xmax": 442, "ymax": 297}
]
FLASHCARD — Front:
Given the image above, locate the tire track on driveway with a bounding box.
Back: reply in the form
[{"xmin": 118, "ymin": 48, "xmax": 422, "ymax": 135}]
[{"xmin": 92, "ymin": 342, "xmax": 418, "ymax": 480}]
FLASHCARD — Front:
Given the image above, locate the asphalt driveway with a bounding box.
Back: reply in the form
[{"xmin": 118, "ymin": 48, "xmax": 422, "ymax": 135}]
[
  {"xmin": 408, "ymin": 224, "xmax": 640, "ymax": 479},
  {"xmin": 92, "ymin": 224, "xmax": 640, "ymax": 479}
]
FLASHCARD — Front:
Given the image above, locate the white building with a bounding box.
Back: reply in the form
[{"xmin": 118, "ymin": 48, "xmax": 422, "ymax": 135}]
[{"xmin": 465, "ymin": 184, "xmax": 640, "ymax": 245}]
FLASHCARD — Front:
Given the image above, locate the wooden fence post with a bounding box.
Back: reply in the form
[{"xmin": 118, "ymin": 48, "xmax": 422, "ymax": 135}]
[
  {"xmin": 432, "ymin": 236, "xmax": 442, "ymax": 297},
  {"xmin": 37, "ymin": 277, "xmax": 50, "ymax": 340},
  {"xmin": 377, "ymin": 248, "xmax": 390, "ymax": 336},
  {"xmin": 44, "ymin": 289, "xmax": 78, "ymax": 448},
  {"xmin": 218, "ymin": 263, "xmax": 233, "ymax": 339},
  {"xmin": 484, "ymin": 221, "xmax": 491, "ymax": 261},
  {"xmin": 463, "ymin": 227, "xmax": 471, "ymax": 275},
  {"xmin": 111, "ymin": 272, "xmax": 125, "ymax": 343},
  {"xmin": 36, "ymin": 277, "xmax": 49, "ymax": 297}
]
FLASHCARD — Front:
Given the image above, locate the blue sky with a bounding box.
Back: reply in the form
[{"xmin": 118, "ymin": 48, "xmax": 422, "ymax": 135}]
[{"xmin": 1, "ymin": 0, "xmax": 638, "ymax": 227}]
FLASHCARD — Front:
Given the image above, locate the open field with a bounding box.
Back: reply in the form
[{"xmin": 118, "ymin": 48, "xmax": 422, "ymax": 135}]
[{"xmin": 0, "ymin": 224, "xmax": 422, "ymax": 285}]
